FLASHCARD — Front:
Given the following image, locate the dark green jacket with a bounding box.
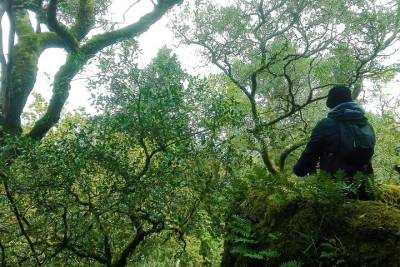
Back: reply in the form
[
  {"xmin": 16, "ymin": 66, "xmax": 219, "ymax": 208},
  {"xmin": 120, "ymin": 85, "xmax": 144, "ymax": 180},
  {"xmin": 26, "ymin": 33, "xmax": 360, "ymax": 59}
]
[{"xmin": 293, "ymin": 102, "xmax": 374, "ymax": 177}]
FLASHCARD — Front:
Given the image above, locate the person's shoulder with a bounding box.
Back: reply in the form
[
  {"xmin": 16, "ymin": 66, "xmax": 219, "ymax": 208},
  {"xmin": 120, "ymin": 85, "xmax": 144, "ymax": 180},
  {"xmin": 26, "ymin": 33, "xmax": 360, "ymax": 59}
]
[
  {"xmin": 311, "ymin": 117, "xmax": 338, "ymax": 136},
  {"xmin": 315, "ymin": 117, "xmax": 337, "ymax": 128}
]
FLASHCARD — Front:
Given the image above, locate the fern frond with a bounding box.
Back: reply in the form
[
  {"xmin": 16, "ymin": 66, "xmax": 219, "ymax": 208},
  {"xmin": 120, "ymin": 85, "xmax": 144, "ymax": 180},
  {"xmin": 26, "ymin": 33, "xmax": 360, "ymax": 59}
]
[{"xmin": 280, "ymin": 260, "xmax": 302, "ymax": 267}]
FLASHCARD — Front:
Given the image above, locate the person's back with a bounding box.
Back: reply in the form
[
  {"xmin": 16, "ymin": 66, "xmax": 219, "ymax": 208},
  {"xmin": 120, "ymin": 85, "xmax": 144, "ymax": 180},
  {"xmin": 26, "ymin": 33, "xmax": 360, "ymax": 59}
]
[{"xmin": 293, "ymin": 85, "xmax": 375, "ymax": 199}]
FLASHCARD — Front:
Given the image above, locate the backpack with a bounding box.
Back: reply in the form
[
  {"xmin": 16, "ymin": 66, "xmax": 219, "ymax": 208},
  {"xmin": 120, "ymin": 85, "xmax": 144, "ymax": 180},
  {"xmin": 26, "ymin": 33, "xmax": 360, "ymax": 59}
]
[{"xmin": 338, "ymin": 121, "xmax": 375, "ymax": 163}]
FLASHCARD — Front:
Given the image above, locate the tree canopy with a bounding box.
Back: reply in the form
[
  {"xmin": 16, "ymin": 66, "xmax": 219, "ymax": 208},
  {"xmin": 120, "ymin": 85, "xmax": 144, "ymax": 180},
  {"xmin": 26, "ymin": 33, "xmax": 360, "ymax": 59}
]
[{"xmin": 0, "ymin": 0, "xmax": 400, "ymax": 266}]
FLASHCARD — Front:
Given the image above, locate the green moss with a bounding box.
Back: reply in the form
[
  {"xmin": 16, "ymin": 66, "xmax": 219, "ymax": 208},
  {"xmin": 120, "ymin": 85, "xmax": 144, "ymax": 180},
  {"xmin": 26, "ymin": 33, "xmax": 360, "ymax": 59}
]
[
  {"xmin": 379, "ymin": 184, "xmax": 400, "ymax": 208},
  {"xmin": 222, "ymin": 186, "xmax": 400, "ymax": 267},
  {"xmin": 342, "ymin": 201, "xmax": 400, "ymax": 266},
  {"xmin": 346, "ymin": 201, "xmax": 400, "ymax": 231}
]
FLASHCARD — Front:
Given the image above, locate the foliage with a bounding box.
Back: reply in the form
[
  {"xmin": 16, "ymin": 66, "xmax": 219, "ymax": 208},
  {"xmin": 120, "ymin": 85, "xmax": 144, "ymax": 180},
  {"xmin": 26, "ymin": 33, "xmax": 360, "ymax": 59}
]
[
  {"xmin": 173, "ymin": 0, "xmax": 400, "ymax": 174},
  {"xmin": 369, "ymin": 114, "xmax": 400, "ymax": 182},
  {"xmin": 280, "ymin": 260, "xmax": 302, "ymax": 267},
  {"xmin": 222, "ymin": 177, "xmax": 400, "ymax": 267},
  {"xmin": 0, "ymin": 0, "xmax": 400, "ymax": 266},
  {"xmin": 0, "ymin": 46, "xmax": 232, "ymax": 265},
  {"xmin": 0, "ymin": 0, "xmax": 182, "ymax": 138},
  {"xmin": 226, "ymin": 215, "xmax": 279, "ymax": 262}
]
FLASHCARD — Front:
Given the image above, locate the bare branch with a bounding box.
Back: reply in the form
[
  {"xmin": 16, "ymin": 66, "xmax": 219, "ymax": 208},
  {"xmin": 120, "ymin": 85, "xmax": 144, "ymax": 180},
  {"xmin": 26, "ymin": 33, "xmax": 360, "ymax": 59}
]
[
  {"xmin": 348, "ymin": 30, "xmax": 398, "ymax": 96},
  {"xmin": 265, "ymin": 94, "xmax": 328, "ymax": 127},
  {"xmin": 122, "ymin": 0, "xmax": 143, "ymax": 23}
]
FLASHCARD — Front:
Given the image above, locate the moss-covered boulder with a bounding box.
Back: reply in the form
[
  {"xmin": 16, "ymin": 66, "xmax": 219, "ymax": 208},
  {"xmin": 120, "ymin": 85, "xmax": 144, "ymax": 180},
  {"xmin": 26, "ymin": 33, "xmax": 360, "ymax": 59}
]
[
  {"xmin": 380, "ymin": 184, "xmax": 400, "ymax": 209},
  {"xmin": 221, "ymin": 186, "xmax": 400, "ymax": 267}
]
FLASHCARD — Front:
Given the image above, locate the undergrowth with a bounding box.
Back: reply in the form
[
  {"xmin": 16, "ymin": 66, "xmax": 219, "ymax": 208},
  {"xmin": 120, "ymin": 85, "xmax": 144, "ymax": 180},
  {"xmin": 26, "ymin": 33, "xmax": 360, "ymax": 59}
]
[{"xmin": 222, "ymin": 171, "xmax": 400, "ymax": 267}]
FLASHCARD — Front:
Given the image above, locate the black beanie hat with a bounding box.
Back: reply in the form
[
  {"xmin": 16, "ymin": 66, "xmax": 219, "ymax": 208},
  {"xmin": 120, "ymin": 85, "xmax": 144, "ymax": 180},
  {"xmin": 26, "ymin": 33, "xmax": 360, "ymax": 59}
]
[{"xmin": 326, "ymin": 85, "xmax": 352, "ymax": 109}]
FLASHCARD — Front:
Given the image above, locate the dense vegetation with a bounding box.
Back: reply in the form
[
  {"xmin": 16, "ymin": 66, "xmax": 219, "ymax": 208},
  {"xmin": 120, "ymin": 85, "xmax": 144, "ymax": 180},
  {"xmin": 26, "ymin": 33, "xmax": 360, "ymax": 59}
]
[{"xmin": 0, "ymin": 0, "xmax": 399, "ymax": 266}]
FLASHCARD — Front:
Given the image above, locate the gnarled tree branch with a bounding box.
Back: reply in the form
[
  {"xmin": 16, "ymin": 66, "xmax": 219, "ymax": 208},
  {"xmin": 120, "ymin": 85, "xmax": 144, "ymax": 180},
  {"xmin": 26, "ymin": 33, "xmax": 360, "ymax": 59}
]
[
  {"xmin": 28, "ymin": 0, "xmax": 182, "ymax": 140},
  {"xmin": 279, "ymin": 140, "xmax": 307, "ymax": 171},
  {"xmin": 2, "ymin": 0, "xmax": 17, "ymax": 133},
  {"xmin": 28, "ymin": 52, "xmax": 86, "ymax": 139},
  {"xmin": 71, "ymin": 0, "xmax": 95, "ymax": 41},
  {"xmin": 82, "ymin": 0, "xmax": 182, "ymax": 56},
  {"xmin": 111, "ymin": 219, "xmax": 163, "ymax": 267},
  {"xmin": 46, "ymin": 0, "xmax": 78, "ymax": 51}
]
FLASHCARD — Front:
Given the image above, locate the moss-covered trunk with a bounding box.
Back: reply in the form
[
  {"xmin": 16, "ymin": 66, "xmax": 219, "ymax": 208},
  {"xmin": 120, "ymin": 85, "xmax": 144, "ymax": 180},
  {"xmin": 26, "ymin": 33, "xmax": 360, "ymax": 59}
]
[{"xmin": 0, "ymin": 0, "xmax": 182, "ymax": 140}]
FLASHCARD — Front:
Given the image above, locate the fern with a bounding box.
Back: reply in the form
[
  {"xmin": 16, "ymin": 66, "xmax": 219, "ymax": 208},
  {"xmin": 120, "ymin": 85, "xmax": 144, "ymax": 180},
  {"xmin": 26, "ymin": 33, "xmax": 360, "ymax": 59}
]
[
  {"xmin": 229, "ymin": 237, "xmax": 258, "ymax": 244},
  {"xmin": 231, "ymin": 247, "xmax": 264, "ymax": 260},
  {"xmin": 258, "ymin": 249, "xmax": 279, "ymax": 259},
  {"xmin": 226, "ymin": 215, "xmax": 256, "ymax": 245},
  {"xmin": 226, "ymin": 215, "xmax": 279, "ymax": 261},
  {"xmin": 280, "ymin": 260, "xmax": 302, "ymax": 267}
]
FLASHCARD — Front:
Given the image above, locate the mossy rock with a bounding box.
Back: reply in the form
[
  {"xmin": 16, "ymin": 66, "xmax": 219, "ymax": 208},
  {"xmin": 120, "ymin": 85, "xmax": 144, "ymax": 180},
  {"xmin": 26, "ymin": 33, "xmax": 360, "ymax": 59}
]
[
  {"xmin": 222, "ymin": 187, "xmax": 400, "ymax": 267},
  {"xmin": 379, "ymin": 184, "xmax": 400, "ymax": 208}
]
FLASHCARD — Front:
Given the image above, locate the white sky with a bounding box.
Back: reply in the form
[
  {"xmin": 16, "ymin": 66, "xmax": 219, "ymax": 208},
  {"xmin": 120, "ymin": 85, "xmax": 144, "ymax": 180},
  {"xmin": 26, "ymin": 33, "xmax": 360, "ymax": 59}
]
[
  {"xmin": 27, "ymin": 0, "xmax": 224, "ymax": 113},
  {"xmin": 1, "ymin": 0, "xmax": 399, "ymax": 115}
]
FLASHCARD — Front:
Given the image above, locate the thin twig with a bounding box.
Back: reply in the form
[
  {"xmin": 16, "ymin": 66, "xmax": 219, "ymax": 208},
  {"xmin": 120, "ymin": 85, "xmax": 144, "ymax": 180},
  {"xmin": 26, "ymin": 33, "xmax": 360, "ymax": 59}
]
[{"xmin": 122, "ymin": 0, "xmax": 142, "ymax": 24}]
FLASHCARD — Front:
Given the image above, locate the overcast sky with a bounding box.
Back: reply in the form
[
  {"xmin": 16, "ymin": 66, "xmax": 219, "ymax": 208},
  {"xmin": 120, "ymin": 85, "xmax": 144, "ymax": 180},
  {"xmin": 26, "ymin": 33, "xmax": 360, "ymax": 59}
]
[
  {"xmin": 31, "ymin": 0, "xmax": 229, "ymax": 113},
  {"xmin": 2, "ymin": 0, "xmax": 400, "ymax": 115}
]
